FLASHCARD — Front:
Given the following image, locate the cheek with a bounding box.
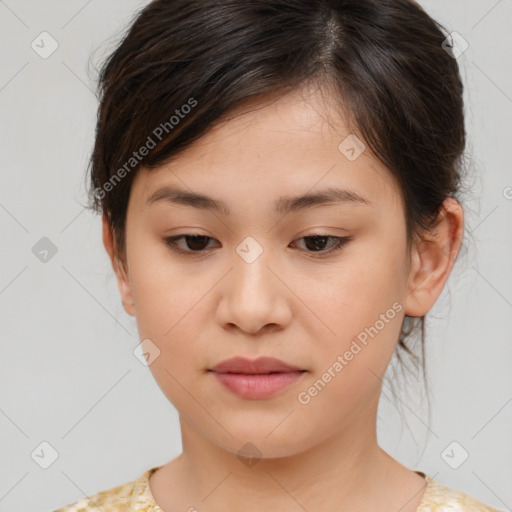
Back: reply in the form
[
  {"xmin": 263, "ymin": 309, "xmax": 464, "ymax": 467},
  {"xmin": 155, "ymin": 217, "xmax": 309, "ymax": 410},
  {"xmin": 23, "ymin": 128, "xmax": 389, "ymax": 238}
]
[
  {"xmin": 126, "ymin": 236, "xmax": 206, "ymax": 350},
  {"xmin": 293, "ymin": 265, "xmax": 405, "ymax": 421},
  {"xmin": 300, "ymin": 240, "xmax": 407, "ymax": 370},
  {"xmin": 128, "ymin": 247, "xmax": 209, "ymax": 404}
]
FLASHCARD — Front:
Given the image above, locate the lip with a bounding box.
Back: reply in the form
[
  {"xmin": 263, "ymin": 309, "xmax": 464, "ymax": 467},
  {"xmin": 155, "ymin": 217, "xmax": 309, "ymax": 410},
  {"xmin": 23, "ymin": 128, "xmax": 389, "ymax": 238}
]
[
  {"xmin": 210, "ymin": 356, "xmax": 303, "ymax": 374},
  {"xmin": 208, "ymin": 356, "xmax": 307, "ymax": 399}
]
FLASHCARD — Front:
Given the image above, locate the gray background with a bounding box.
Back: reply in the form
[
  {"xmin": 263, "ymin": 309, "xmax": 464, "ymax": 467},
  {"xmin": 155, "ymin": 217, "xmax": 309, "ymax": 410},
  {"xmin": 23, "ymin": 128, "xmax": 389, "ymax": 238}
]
[{"xmin": 0, "ymin": 1, "xmax": 511, "ymax": 511}]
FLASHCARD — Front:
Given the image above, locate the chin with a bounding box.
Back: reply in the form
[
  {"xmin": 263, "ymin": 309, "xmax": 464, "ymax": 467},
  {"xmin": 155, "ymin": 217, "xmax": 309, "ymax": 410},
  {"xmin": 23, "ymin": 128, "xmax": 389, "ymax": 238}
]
[{"xmin": 209, "ymin": 425, "xmax": 317, "ymax": 463}]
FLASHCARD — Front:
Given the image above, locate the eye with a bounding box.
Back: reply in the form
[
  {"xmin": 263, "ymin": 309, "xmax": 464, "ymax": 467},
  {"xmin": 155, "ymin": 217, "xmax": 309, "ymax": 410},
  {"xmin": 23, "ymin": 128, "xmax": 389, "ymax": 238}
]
[
  {"xmin": 163, "ymin": 233, "xmax": 353, "ymax": 256},
  {"xmin": 163, "ymin": 234, "xmax": 218, "ymax": 254},
  {"xmin": 292, "ymin": 234, "xmax": 353, "ymax": 255}
]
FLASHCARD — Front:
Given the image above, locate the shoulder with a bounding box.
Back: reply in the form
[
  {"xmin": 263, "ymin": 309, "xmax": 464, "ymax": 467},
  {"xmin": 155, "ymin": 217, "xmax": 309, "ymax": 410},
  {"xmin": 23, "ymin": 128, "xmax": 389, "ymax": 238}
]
[
  {"xmin": 419, "ymin": 474, "xmax": 505, "ymax": 512},
  {"xmin": 51, "ymin": 481, "xmax": 134, "ymax": 512},
  {"xmin": 51, "ymin": 466, "xmax": 161, "ymax": 512}
]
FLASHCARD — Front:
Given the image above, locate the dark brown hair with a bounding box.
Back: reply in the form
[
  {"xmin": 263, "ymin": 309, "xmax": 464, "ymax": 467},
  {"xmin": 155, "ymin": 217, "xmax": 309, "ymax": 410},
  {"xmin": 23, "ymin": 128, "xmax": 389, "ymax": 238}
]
[{"xmin": 84, "ymin": 0, "xmax": 467, "ymax": 415}]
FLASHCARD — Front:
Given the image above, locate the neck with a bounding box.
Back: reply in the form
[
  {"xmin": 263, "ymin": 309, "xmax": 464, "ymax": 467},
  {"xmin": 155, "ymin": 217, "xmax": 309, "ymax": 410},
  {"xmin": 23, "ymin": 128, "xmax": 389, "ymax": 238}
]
[{"xmin": 151, "ymin": 397, "xmax": 421, "ymax": 512}]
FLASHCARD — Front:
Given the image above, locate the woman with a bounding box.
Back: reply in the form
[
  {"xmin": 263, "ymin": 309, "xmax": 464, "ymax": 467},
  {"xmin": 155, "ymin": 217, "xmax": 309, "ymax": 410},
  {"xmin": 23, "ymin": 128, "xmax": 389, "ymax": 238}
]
[{"xmin": 54, "ymin": 0, "xmax": 502, "ymax": 510}]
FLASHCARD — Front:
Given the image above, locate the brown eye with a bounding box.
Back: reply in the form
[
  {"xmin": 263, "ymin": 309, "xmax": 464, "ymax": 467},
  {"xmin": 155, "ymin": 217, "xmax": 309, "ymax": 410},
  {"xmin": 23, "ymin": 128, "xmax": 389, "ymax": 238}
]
[
  {"xmin": 164, "ymin": 234, "xmax": 217, "ymax": 253},
  {"xmin": 302, "ymin": 235, "xmax": 332, "ymax": 251},
  {"xmin": 293, "ymin": 234, "xmax": 353, "ymax": 255}
]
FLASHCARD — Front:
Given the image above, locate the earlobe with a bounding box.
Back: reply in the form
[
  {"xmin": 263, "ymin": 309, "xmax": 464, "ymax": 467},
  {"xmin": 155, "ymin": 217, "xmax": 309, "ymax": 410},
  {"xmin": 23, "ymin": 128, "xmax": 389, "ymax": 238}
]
[
  {"xmin": 101, "ymin": 215, "xmax": 136, "ymax": 317},
  {"xmin": 403, "ymin": 198, "xmax": 464, "ymax": 317}
]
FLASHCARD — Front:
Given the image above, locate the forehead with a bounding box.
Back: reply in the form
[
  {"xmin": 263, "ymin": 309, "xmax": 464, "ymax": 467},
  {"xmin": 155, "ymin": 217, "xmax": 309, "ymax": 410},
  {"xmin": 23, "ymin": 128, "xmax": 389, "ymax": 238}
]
[{"xmin": 130, "ymin": 86, "xmax": 402, "ymax": 216}]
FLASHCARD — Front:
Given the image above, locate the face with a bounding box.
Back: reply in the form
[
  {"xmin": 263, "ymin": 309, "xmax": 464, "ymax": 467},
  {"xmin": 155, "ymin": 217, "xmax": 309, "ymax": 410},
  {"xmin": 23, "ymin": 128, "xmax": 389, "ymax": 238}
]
[{"xmin": 103, "ymin": 85, "xmax": 457, "ymax": 459}]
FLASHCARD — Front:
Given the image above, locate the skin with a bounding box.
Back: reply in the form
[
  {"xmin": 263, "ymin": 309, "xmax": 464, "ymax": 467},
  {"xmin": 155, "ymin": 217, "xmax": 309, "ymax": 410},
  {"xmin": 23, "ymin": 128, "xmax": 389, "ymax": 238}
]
[{"xmin": 102, "ymin": 83, "xmax": 464, "ymax": 512}]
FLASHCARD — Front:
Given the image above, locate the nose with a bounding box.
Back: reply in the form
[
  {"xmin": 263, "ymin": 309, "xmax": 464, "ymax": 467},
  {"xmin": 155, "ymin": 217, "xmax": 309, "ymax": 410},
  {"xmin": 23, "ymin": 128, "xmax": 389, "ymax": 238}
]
[{"xmin": 215, "ymin": 245, "xmax": 292, "ymax": 335}]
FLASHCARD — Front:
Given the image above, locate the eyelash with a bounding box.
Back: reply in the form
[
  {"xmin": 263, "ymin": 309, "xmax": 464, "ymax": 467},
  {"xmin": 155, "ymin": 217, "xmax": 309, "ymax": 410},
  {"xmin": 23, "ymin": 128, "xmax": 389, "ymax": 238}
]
[{"xmin": 163, "ymin": 233, "xmax": 353, "ymax": 257}]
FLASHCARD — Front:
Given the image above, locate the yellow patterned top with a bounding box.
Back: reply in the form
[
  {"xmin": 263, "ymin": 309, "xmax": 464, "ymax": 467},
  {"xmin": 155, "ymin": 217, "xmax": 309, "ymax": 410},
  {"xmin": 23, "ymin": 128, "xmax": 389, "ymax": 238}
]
[{"xmin": 52, "ymin": 467, "xmax": 505, "ymax": 512}]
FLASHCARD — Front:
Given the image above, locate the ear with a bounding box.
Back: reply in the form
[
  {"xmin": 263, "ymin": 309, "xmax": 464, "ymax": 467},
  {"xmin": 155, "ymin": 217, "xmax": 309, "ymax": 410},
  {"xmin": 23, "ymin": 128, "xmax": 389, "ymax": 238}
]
[
  {"xmin": 102, "ymin": 214, "xmax": 136, "ymax": 317},
  {"xmin": 403, "ymin": 198, "xmax": 464, "ymax": 317}
]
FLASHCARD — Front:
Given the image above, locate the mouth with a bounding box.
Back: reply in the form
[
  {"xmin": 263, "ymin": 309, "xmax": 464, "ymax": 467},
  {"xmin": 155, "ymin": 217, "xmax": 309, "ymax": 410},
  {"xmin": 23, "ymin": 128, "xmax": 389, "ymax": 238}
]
[
  {"xmin": 207, "ymin": 356, "xmax": 307, "ymax": 399},
  {"xmin": 207, "ymin": 369, "xmax": 307, "ymax": 376},
  {"xmin": 209, "ymin": 355, "xmax": 305, "ymax": 374},
  {"xmin": 209, "ymin": 371, "xmax": 307, "ymax": 399}
]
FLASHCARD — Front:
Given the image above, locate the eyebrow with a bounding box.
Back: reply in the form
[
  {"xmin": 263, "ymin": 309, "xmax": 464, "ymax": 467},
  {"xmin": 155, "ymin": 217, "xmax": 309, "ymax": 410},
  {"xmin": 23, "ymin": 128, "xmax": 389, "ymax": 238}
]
[{"xmin": 146, "ymin": 185, "xmax": 372, "ymax": 216}]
